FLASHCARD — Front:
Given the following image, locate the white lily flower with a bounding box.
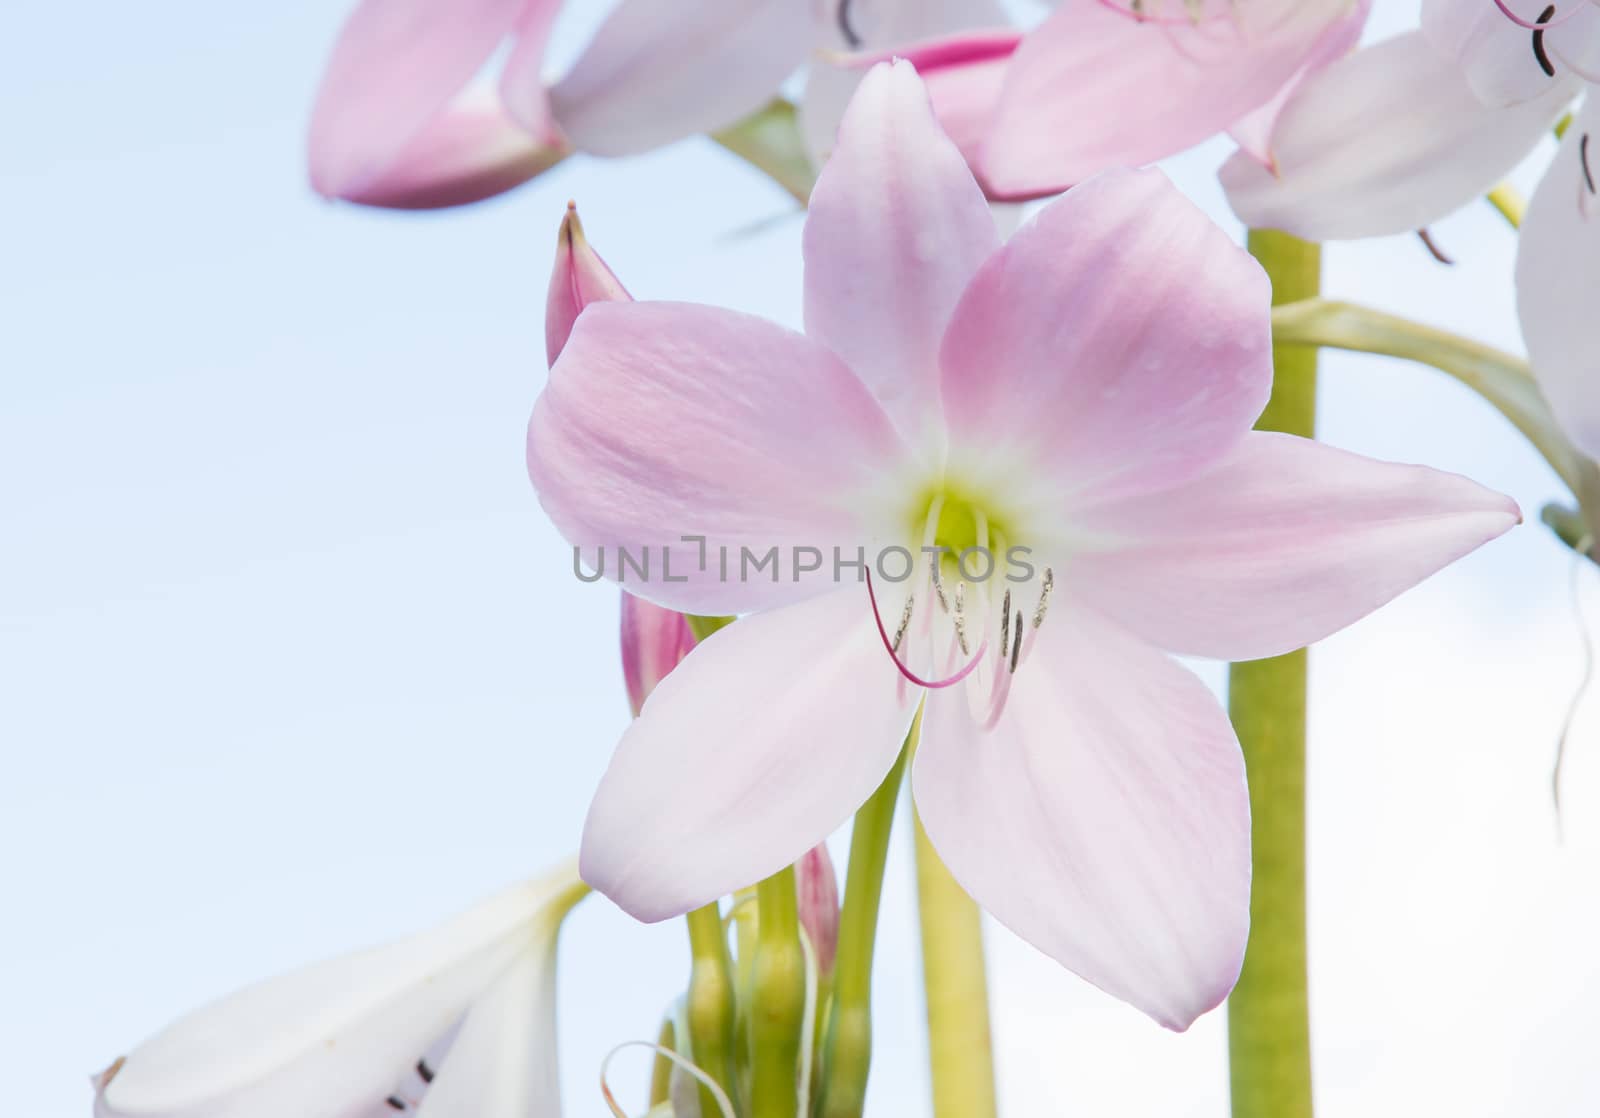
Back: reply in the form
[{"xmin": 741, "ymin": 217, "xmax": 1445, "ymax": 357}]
[{"xmin": 93, "ymin": 860, "xmax": 588, "ymax": 1118}]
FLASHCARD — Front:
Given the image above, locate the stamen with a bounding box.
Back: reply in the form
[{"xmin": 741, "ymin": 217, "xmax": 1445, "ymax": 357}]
[
  {"xmin": 837, "ymin": 0, "xmax": 862, "ymax": 48},
  {"xmin": 1009, "ymin": 611, "xmax": 1023, "ymax": 673},
  {"xmin": 1417, "ymin": 228, "xmax": 1454, "ymax": 265},
  {"xmin": 1582, "ymin": 133, "xmax": 1596, "ymax": 194},
  {"xmin": 890, "ymin": 593, "xmax": 914, "ymax": 654},
  {"xmin": 1033, "ymin": 567, "xmax": 1054, "ymax": 629},
  {"xmin": 1533, "ymin": 5, "xmax": 1558, "ymax": 77},
  {"xmin": 866, "ymin": 570, "xmax": 988, "ymax": 689},
  {"xmin": 998, "ymin": 589, "xmax": 1012, "ymax": 665},
  {"xmin": 1496, "ymin": 0, "xmax": 1576, "ymax": 29},
  {"xmin": 417, "ymin": 1061, "xmax": 435, "ymax": 1084},
  {"xmin": 953, "ymin": 581, "xmax": 971, "ymax": 655},
  {"xmin": 932, "ymin": 565, "xmax": 950, "ymax": 613},
  {"xmin": 386, "ymin": 1097, "xmax": 408, "ymax": 1111}
]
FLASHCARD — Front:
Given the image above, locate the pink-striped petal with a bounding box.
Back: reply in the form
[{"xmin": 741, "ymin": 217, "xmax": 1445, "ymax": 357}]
[
  {"xmin": 527, "ymin": 302, "xmax": 913, "ymax": 615},
  {"xmin": 308, "ymin": 0, "xmax": 525, "ymax": 201},
  {"xmin": 1518, "ymin": 97, "xmax": 1600, "ymax": 459},
  {"xmin": 913, "ymin": 606, "xmax": 1250, "ymax": 1031},
  {"xmin": 1221, "ymin": 31, "xmax": 1577, "ymax": 240},
  {"xmin": 334, "ymin": 87, "xmax": 567, "ymax": 210},
  {"xmin": 545, "ymin": 204, "xmax": 630, "ymax": 367},
  {"xmin": 1069, "ymin": 431, "xmax": 1521, "ymax": 662},
  {"xmin": 549, "ymin": 0, "xmax": 811, "ymax": 157},
  {"xmin": 804, "ymin": 61, "xmax": 999, "ymax": 456},
  {"xmin": 581, "ymin": 589, "xmax": 917, "ymax": 922},
  {"xmin": 620, "ymin": 594, "xmax": 697, "ymax": 719},
  {"xmin": 978, "ymin": 0, "xmax": 1360, "ymax": 199},
  {"xmin": 939, "ymin": 167, "xmax": 1271, "ymax": 517}
]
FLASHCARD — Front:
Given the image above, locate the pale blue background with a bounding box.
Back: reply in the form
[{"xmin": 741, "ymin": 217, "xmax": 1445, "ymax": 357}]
[{"xmin": 6, "ymin": 2, "xmax": 1600, "ymax": 1115}]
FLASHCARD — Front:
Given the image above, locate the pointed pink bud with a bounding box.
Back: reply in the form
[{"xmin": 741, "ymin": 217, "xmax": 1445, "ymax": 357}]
[
  {"xmin": 620, "ymin": 594, "xmax": 698, "ymax": 718},
  {"xmin": 545, "ymin": 202, "xmax": 633, "ymax": 366},
  {"xmin": 796, "ymin": 843, "xmax": 840, "ymax": 977}
]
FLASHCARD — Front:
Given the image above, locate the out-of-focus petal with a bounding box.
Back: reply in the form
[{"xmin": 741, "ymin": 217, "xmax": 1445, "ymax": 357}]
[
  {"xmin": 621, "ymin": 594, "xmax": 697, "ymax": 718},
  {"xmin": 800, "ymin": 0, "xmax": 1012, "ymax": 166},
  {"xmin": 95, "ymin": 864, "xmax": 586, "ymax": 1118},
  {"xmin": 939, "ymin": 167, "xmax": 1271, "ymax": 522},
  {"xmin": 549, "ymin": 0, "xmax": 811, "ymax": 157},
  {"xmin": 913, "ymin": 608, "xmax": 1249, "ymax": 1032},
  {"xmin": 335, "ymin": 87, "xmax": 568, "ymax": 210},
  {"xmin": 498, "ymin": 0, "xmax": 567, "ymax": 139},
  {"xmin": 527, "ymin": 302, "xmax": 913, "ymax": 615},
  {"xmin": 1518, "ymin": 96, "xmax": 1600, "ymax": 458},
  {"xmin": 979, "ymin": 0, "xmax": 1360, "ymax": 198},
  {"xmin": 804, "ymin": 61, "xmax": 998, "ymax": 456},
  {"xmin": 546, "ymin": 204, "xmax": 631, "ymax": 367},
  {"xmin": 581, "ymin": 589, "xmax": 917, "ymax": 922},
  {"xmin": 1221, "ymin": 31, "xmax": 1577, "ymax": 240},
  {"xmin": 1069, "ymin": 431, "xmax": 1521, "ymax": 661},
  {"xmin": 308, "ymin": 0, "xmax": 524, "ymax": 200},
  {"xmin": 1423, "ymin": 0, "xmax": 1576, "ymax": 106},
  {"xmin": 1228, "ymin": 0, "xmax": 1371, "ymax": 168}
]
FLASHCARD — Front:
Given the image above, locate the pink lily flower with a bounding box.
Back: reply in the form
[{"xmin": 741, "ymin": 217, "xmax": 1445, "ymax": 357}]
[
  {"xmin": 544, "ymin": 202, "xmax": 698, "ymax": 716},
  {"xmin": 527, "ymin": 62, "xmax": 1519, "ymax": 1029},
  {"xmin": 308, "ymin": 0, "xmax": 813, "ymax": 208},
  {"xmin": 1219, "ymin": 11, "xmax": 1600, "ymax": 456},
  {"xmin": 820, "ymin": 0, "xmax": 1370, "ymax": 201}
]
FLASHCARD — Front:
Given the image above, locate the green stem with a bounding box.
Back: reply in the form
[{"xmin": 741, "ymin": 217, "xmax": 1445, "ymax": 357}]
[
  {"xmin": 1228, "ymin": 229, "xmax": 1319, "ymax": 1118},
  {"xmin": 816, "ymin": 716, "xmax": 916, "ymax": 1118},
  {"xmin": 913, "ymin": 811, "xmax": 997, "ymax": 1118},
  {"xmin": 687, "ymin": 903, "xmax": 741, "ymax": 1118},
  {"xmin": 750, "ymin": 867, "xmax": 806, "ymax": 1118},
  {"xmin": 649, "ymin": 1015, "xmax": 677, "ymax": 1108},
  {"xmin": 1486, "ymin": 183, "xmax": 1526, "ymax": 228}
]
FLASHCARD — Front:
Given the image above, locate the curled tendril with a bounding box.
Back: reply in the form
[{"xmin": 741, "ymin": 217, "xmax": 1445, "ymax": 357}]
[{"xmin": 600, "ymin": 1041, "xmax": 737, "ymax": 1118}]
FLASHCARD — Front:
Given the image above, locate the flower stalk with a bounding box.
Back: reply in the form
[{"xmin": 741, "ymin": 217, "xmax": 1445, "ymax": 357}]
[
  {"xmin": 687, "ymin": 902, "xmax": 741, "ymax": 1118},
  {"xmin": 817, "ymin": 717, "xmax": 916, "ymax": 1118},
  {"xmin": 914, "ymin": 810, "xmax": 998, "ymax": 1118},
  {"xmin": 750, "ymin": 866, "xmax": 807, "ymax": 1118},
  {"xmin": 1227, "ymin": 229, "xmax": 1320, "ymax": 1118}
]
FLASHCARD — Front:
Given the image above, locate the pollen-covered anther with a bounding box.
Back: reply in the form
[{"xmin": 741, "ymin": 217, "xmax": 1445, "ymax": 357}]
[
  {"xmin": 891, "ymin": 594, "xmax": 914, "ymax": 654},
  {"xmin": 1033, "ymin": 567, "xmax": 1055, "ymax": 629},
  {"xmin": 1008, "ymin": 610, "xmax": 1024, "ymax": 673},
  {"xmin": 998, "ymin": 588, "xmax": 1012, "ymax": 665},
  {"xmin": 953, "ymin": 581, "xmax": 971, "ymax": 655}
]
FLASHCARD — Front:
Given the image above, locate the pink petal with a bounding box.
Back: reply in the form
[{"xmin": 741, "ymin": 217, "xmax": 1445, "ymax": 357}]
[
  {"xmin": 549, "ymin": 0, "xmax": 811, "ymax": 157},
  {"xmin": 581, "ymin": 589, "xmax": 917, "ymax": 922},
  {"xmin": 979, "ymin": 0, "xmax": 1360, "ymax": 199},
  {"xmin": 1517, "ymin": 97, "xmax": 1600, "ymax": 459},
  {"xmin": 1422, "ymin": 0, "xmax": 1575, "ymax": 106},
  {"xmin": 913, "ymin": 606, "xmax": 1250, "ymax": 1031},
  {"xmin": 1221, "ymin": 31, "xmax": 1576, "ymax": 240},
  {"xmin": 1069, "ymin": 431, "xmax": 1521, "ymax": 662},
  {"xmin": 799, "ymin": 0, "xmax": 1013, "ymax": 167},
  {"xmin": 545, "ymin": 204, "xmax": 631, "ymax": 367},
  {"xmin": 1227, "ymin": 0, "xmax": 1371, "ymax": 169},
  {"xmin": 526, "ymin": 302, "xmax": 912, "ymax": 615},
  {"xmin": 335, "ymin": 87, "xmax": 568, "ymax": 210},
  {"xmin": 498, "ymin": 0, "xmax": 568, "ymax": 139},
  {"xmin": 939, "ymin": 167, "xmax": 1271, "ymax": 513},
  {"xmin": 803, "ymin": 61, "xmax": 999, "ymax": 456},
  {"xmin": 796, "ymin": 844, "xmax": 840, "ymax": 976},
  {"xmin": 307, "ymin": 0, "xmax": 525, "ymax": 200},
  {"xmin": 620, "ymin": 593, "xmax": 697, "ymax": 719}
]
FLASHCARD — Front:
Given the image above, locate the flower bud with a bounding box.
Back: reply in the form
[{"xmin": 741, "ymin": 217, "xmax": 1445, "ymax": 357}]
[
  {"xmin": 621, "ymin": 593, "xmax": 697, "ymax": 718},
  {"xmin": 796, "ymin": 843, "xmax": 840, "ymax": 976},
  {"xmin": 545, "ymin": 202, "xmax": 630, "ymax": 366}
]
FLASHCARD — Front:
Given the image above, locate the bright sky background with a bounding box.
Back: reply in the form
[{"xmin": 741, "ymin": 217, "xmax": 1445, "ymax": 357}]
[{"xmin": 6, "ymin": 1, "xmax": 1600, "ymax": 1115}]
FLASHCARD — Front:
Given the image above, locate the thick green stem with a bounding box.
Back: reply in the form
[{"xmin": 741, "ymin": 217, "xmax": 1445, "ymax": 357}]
[
  {"xmin": 913, "ymin": 811, "xmax": 997, "ymax": 1118},
  {"xmin": 816, "ymin": 718, "xmax": 915, "ymax": 1118},
  {"xmin": 687, "ymin": 903, "xmax": 741, "ymax": 1118},
  {"xmin": 750, "ymin": 867, "xmax": 806, "ymax": 1118},
  {"xmin": 1228, "ymin": 229, "xmax": 1319, "ymax": 1118}
]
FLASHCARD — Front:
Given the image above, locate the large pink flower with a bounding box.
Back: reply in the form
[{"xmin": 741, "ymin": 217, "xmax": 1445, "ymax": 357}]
[
  {"xmin": 527, "ymin": 62, "xmax": 1519, "ymax": 1029},
  {"xmin": 824, "ymin": 0, "xmax": 1371, "ymax": 200},
  {"xmin": 1219, "ymin": 6, "xmax": 1600, "ymax": 457}
]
